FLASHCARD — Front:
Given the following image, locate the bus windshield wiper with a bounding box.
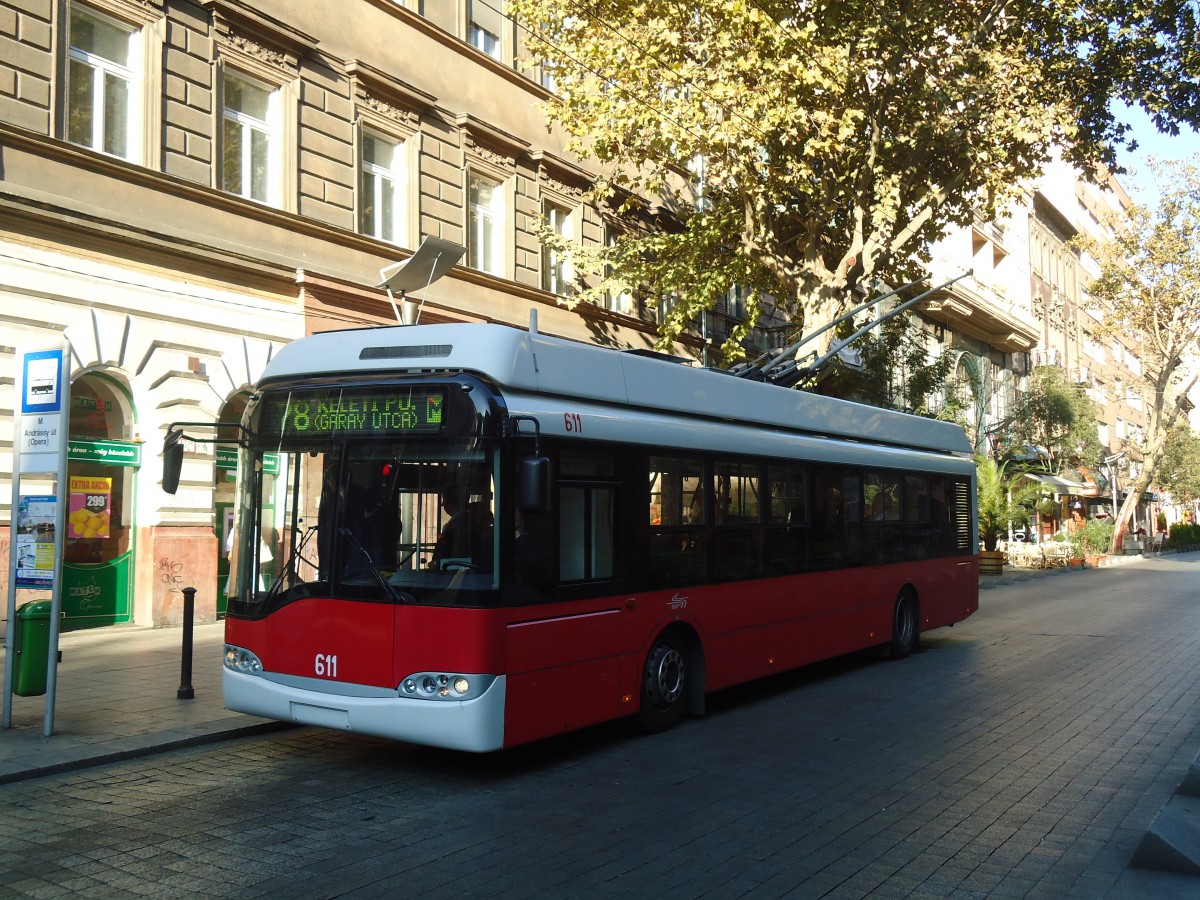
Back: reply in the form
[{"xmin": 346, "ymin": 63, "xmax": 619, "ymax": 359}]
[
  {"xmin": 338, "ymin": 528, "xmax": 415, "ymax": 604},
  {"xmin": 266, "ymin": 524, "xmax": 318, "ymax": 602}
]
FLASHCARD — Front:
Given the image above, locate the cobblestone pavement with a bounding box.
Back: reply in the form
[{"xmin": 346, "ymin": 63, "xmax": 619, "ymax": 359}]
[{"xmin": 2, "ymin": 556, "xmax": 1200, "ymax": 898}]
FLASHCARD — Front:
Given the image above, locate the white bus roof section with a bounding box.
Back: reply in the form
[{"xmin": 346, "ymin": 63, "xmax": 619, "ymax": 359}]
[{"xmin": 261, "ymin": 323, "xmax": 973, "ymax": 456}]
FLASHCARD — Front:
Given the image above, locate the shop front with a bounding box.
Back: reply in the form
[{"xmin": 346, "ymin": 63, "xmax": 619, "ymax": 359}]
[{"xmin": 62, "ymin": 378, "xmax": 139, "ymax": 630}]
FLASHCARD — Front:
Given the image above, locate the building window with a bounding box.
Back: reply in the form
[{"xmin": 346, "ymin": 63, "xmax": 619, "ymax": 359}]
[
  {"xmin": 468, "ymin": 173, "xmax": 505, "ymax": 276},
  {"xmin": 541, "ymin": 60, "xmax": 558, "ymax": 93},
  {"xmin": 469, "ymin": 0, "xmax": 504, "ymax": 60},
  {"xmin": 542, "ymin": 202, "xmax": 571, "ymax": 296},
  {"xmin": 602, "ymin": 227, "xmax": 633, "ymax": 314},
  {"xmin": 361, "ymin": 133, "xmax": 408, "ymax": 245},
  {"xmin": 67, "ymin": 6, "xmax": 137, "ymax": 158},
  {"xmin": 726, "ymin": 284, "xmax": 747, "ymax": 320},
  {"xmin": 658, "ymin": 294, "xmax": 677, "ymax": 326},
  {"xmin": 222, "ymin": 72, "xmax": 276, "ymax": 204}
]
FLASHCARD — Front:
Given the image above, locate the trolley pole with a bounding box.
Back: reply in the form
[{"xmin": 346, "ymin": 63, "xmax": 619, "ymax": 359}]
[{"xmin": 177, "ymin": 586, "xmax": 196, "ymax": 700}]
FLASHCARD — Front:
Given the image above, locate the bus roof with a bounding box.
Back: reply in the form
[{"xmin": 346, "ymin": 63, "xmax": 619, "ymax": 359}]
[{"xmin": 260, "ymin": 322, "xmax": 973, "ymax": 456}]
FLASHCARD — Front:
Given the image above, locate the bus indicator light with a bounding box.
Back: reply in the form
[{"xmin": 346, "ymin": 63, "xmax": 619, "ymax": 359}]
[
  {"xmin": 224, "ymin": 645, "xmax": 262, "ymax": 674},
  {"xmin": 399, "ymin": 672, "xmax": 493, "ymax": 701}
]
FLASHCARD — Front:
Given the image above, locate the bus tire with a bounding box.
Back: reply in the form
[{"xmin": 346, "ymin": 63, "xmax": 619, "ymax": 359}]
[
  {"xmin": 638, "ymin": 631, "xmax": 688, "ymax": 734},
  {"xmin": 889, "ymin": 592, "xmax": 919, "ymax": 660}
]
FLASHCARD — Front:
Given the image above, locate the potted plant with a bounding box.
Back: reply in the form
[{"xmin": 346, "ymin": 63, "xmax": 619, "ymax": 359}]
[
  {"xmin": 1072, "ymin": 519, "xmax": 1114, "ymax": 567},
  {"xmin": 1067, "ymin": 529, "xmax": 1086, "ymax": 567},
  {"xmin": 976, "ymin": 457, "xmax": 1039, "ymax": 574}
]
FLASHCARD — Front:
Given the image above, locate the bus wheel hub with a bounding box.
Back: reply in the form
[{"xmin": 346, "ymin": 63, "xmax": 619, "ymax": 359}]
[{"xmin": 647, "ymin": 644, "xmax": 684, "ymax": 707}]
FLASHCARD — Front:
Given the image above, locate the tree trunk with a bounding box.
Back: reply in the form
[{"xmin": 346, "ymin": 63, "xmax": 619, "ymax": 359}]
[{"xmin": 1110, "ymin": 469, "xmax": 1153, "ymax": 555}]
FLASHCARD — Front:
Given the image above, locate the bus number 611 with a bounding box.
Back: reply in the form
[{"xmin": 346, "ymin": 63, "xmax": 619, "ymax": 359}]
[
  {"xmin": 564, "ymin": 412, "xmax": 582, "ymax": 433},
  {"xmin": 315, "ymin": 653, "xmax": 338, "ymax": 678}
]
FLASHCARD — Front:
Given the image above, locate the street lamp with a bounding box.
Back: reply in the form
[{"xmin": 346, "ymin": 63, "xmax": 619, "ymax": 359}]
[{"xmin": 377, "ymin": 237, "xmax": 465, "ymax": 325}]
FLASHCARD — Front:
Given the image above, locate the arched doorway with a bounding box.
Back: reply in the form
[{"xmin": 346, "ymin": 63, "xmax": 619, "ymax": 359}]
[
  {"xmin": 214, "ymin": 393, "xmax": 251, "ymax": 615},
  {"xmin": 62, "ymin": 372, "xmax": 140, "ymax": 629}
]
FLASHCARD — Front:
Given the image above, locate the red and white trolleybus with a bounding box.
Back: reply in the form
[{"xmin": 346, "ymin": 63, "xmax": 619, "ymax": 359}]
[{"xmin": 181, "ymin": 320, "xmax": 978, "ymax": 751}]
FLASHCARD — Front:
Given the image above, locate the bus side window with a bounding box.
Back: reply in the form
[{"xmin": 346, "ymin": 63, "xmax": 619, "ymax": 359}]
[
  {"xmin": 864, "ymin": 471, "xmax": 902, "ymax": 564},
  {"xmin": 649, "ymin": 456, "xmax": 705, "ymax": 526},
  {"xmin": 810, "ymin": 467, "xmax": 860, "ymax": 569},
  {"xmin": 929, "ymin": 476, "xmax": 952, "ymax": 551},
  {"xmin": 903, "ymin": 474, "xmax": 929, "ymax": 559},
  {"xmin": 647, "ymin": 455, "xmax": 708, "ymax": 587},
  {"xmin": 559, "ymin": 485, "xmax": 614, "ymax": 581},
  {"xmin": 765, "ymin": 464, "xmax": 808, "ymax": 575}
]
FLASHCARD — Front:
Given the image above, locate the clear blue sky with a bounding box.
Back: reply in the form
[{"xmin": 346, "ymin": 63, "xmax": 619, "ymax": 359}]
[{"xmin": 1113, "ymin": 102, "xmax": 1200, "ymax": 204}]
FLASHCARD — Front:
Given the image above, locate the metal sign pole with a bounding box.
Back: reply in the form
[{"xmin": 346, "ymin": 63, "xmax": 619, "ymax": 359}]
[
  {"xmin": 43, "ymin": 364, "xmax": 70, "ymax": 736},
  {"xmin": 3, "ymin": 346, "xmax": 70, "ymax": 735},
  {"xmin": 3, "ymin": 461, "xmax": 21, "ymax": 730}
]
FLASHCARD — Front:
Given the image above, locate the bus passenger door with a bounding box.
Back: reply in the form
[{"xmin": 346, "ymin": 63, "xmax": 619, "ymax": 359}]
[{"xmin": 505, "ymin": 451, "xmax": 627, "ymax": 745}]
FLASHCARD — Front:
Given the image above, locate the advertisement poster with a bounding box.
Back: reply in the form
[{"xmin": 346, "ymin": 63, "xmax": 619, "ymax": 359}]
[
  {"xmin": 68, "ymin": 476, "xmax": 112, "ymax": 538},
  {"xmin": 15, "ymin": 495, "xmax": 57, "ymax": 588}
]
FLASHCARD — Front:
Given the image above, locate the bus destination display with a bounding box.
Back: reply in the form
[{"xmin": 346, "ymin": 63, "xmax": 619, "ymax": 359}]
[{"xmin": 259, "ymin": 387, "xmax": 445, "ymax": 438}]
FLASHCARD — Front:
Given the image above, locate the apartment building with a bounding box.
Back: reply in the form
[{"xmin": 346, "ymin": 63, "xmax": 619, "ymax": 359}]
[
  {"xmin": 926, "ymin": 158, "xmax": 1155, "ymax": 531},
  {"xmin": 1029, "ymin": 160, "xmax": 1160, "ymax": 525},
  {"xmin": 0, "ymin": 0, "xmax": 665, "ymax": 628}
]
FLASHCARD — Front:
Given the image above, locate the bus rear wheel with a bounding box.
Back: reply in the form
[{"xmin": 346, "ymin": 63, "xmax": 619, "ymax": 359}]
[
  {"xmin": 889, "ymin": 592, "xmax": 919, "ymax": 659},
  {"xmin": 638, "ymin": 633, "xmax": 688, "ymax": 733}
]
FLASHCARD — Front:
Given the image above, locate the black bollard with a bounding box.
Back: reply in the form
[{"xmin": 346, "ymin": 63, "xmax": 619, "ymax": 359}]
[{"xmin": 177, "ymin": 586, "xmax": 196, "ymax": 700}]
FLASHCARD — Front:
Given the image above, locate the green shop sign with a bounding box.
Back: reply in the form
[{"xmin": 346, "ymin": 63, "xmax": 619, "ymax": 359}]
[
  {"xmin": 216, "ymin": 446, "xmax": 279, "ymax": 474},
  {"xmin": 68, "ymin": 439, "xmax": 142, "ymax": 467}
]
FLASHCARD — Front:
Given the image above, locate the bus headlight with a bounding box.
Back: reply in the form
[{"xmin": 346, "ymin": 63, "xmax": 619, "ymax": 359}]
[
  {"xmin": 398, "ymin": 672, "xmax": 493, "ymax": 701},
  {"xmin": 224, "ymin": 645, "xmax": 263, "ymax": 675}
]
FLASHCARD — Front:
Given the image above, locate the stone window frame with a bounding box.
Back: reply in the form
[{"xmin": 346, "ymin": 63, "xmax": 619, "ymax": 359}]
[
  {"xmin": 347, "ymin": 62, "xmax": 431, "ymax": 252},
  {"xmin": 205, "ymin": 0, "xmax": 313, "ymax": 211},
  {"xmin": 358, "ymin": 126, "xmax": 416, "ymax": 249},
  {"xmin": 600, "ymin": 220, "xmax": 636, "ymax": 316},
  {"xmin": 531, "ymin": 150, "xmax": 593, "ymax": 301},
  {"xmin": 466, "ymin": 166, "xmax": 509, "ymax": 278},
  {"xmin": 414, "ymin": 0, "xmax": 515, "ymax": 66},
  {"xmin": 540, "ymin": 198, "xmax": 573, "ymax": 296},
  {"xmin": 218, "ymin": 67, "xmax": 283, "ymax": 204},
  {"xmin": 458, "ymin": 114, "xmax": 527, "ymax": 281},
  {"xmin": 466, "ymin": 0, "xmax": 509, "ymax": 63},
  {"xmin": 56, "ymin": 0, "xmax": 165, "ymax": 168}
]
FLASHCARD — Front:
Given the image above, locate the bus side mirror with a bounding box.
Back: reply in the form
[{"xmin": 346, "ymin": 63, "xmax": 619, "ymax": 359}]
[
  {"xmin": 163, "ymin": 429, "xmax": 184, "ymax": 495},
  {"xmin": 518, "ymin": 456, "xmax": 549, "ymax": 514}
]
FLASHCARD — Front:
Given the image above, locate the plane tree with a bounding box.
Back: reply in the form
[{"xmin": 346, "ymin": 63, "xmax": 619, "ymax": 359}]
[
  {"xmin": 510, "ymin": 0, "xmax": 1200, "ymax": 355},
  {"xmin": 1157, "ymin": 424, "xmax": 1200, "ymax": 507},
  {"xmin": 1072, "ymin": 157, "xmax": 1200, "ymax": 552}
]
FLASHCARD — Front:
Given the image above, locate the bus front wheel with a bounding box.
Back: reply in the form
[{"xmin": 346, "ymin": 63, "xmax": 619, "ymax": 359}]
[
  {"xmin": 638, "ymin": 633, "xmax": 688, "ymax": 733},
  {"xmin": 889, "ymin": 592, "xmax": 919, "ymax": 660}
]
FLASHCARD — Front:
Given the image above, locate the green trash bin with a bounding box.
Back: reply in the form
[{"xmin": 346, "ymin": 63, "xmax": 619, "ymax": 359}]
[{"xmin": 11, "ymin": 600, "xmax": 53, "ymax": 697}]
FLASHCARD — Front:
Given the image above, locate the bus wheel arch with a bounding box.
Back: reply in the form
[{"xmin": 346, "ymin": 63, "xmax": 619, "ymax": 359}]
[
  {"xmin": 889, "ymin": 588, "xmax": 920, "ymax": 660},
  {"xmin": 637, "ymin": 624, "xmax": 705, "ymax": 733}
]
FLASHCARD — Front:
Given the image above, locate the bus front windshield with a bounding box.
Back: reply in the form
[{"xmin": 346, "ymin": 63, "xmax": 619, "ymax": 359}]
[{"xmin": 230, "ymin": 441, "xmax": 498, "ymax": 611}]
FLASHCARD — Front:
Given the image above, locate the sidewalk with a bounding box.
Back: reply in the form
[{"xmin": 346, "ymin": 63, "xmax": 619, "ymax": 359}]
[
  {"xmin": 979, "ymin": 541, "xmax": 1151, "ymax": 589},
  {"xmin": 0, "ymin": 621, "xmax": 285, "ymax": 784}
]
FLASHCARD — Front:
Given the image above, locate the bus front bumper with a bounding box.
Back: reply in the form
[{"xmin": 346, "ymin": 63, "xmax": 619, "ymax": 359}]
[{"xmin": 223, "ymin": 668, "xmax": 507, "ymax": 752}]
